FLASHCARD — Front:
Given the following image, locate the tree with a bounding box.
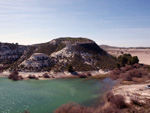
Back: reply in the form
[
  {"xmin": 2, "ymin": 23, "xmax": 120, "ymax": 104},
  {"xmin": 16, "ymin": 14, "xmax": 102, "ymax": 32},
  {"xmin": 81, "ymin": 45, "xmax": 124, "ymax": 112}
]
[
  {"xmin": 117, "ymin": 54, "xmax": 139, "ymax": 66},
  {"xmin": 116, "ymin": 63, "xmax": 121, "ymax": 69},
  {"xmin": 66, "ymin": 64, "xmax": 74, "ymax": 72},
  {"xmin": 8, "ymin": 71, "xmax": 22, "ymax": 81},
  {"xmin": 131, "ymin": 56, "xmax": 139, "ymax": 64}
]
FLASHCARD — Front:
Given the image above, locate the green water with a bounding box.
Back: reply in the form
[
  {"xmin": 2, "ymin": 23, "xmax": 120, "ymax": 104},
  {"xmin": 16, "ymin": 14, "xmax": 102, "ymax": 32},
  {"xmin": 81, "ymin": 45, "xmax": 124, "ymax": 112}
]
[{"xmin": 0, "ymin": 77, "xmax": 115, "ymax": 113}]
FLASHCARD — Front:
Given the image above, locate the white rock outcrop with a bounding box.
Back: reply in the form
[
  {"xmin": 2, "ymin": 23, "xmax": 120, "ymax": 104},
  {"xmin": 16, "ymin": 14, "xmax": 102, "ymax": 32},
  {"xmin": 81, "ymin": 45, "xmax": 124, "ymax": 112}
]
[{"xmin": 20, "ymin": 53, "xmax": 51, "ymax": 68}]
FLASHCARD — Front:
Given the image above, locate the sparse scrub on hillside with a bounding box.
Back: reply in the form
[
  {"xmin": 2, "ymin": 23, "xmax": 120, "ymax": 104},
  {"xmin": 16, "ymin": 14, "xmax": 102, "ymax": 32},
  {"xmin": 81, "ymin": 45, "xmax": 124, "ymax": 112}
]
[
  {"xmin": 0, "ymin": 65, "xmax": 10, "ymax": 72},
  {"xmin": 36, "ymin": 42, "xmax": 66, "ymax": 55},
  {"xmin": 96, "ymin": 55, "xmax": 117, "ymax": 70},
  {"xmin": 66, "ymin": 64, "xmax": 74, "ymax": 72},
  {"xmin": 57, "ymin": 37, "xmax": 94, "ymax": 44}
]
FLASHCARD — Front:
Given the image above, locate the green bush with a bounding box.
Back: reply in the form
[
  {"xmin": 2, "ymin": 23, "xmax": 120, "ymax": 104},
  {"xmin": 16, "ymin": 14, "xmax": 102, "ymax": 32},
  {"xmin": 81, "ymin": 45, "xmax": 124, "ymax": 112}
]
[
  {"xmin": 66, "ymin": 64, "xmax": 74, "ymax": 72},
  {"xmin": 117, "ymin": 54, "xmax": 139, "ymax": 66}
]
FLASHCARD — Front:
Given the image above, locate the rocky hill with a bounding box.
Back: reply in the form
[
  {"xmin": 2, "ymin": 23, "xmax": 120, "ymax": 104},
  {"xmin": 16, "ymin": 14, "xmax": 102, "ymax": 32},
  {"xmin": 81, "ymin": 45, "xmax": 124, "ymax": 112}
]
[{"xmin": 0, "ymin": 38, "xmax": 117, "ymax": 72}]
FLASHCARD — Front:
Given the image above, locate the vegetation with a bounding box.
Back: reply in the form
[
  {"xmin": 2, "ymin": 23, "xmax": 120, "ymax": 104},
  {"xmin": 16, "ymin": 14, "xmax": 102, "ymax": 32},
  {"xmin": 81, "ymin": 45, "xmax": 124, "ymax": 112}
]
[
  {"xmin": 0, "ymin": 65, "xmax": 10, "ymax": 72},
  {"xmin": 35, "ymin": 42, "xmax": 66, "ymax": 55},
  {"xmin": 74, "ymin": 43, "xmax": 107, "ymax": 55},
  {"xmin": 54, "ymin": 92, "xmax": 128, "ymax": 113},
  {"xmin": 42, "ymin": 73, "xmax": 50, "ymax": 78},
  {"xmin": 0, "ymin": 38, "xmax": 118, "ymax": 72},
  {"xmin": 8, "ymin": 71, "xmax": 23, "ymax": 81},
  {"xmin": 57, "ymin": 37, "xmax": 94, "ymax": 44},
  {"xmin": 28, "ymin": 75, "xmax": 39, "ymax": 80},
  {"xmin": 106, "ymin": 91, "xmax": 127, "ymax": 109},
  {"xmin": 54, "ymin": 102, "xmax": 94, "ymax": 113},
  {"xmin": 96, "ymin": 55, "xmax": 117, "ymax": 70},
  {"xmin": 109, "ymin": 64, "xmax": 149, "ymax": 82},
  {"xmin": 117, "ymin": 54, "xmax": 139, "ymax": 67},
  {"xmin": 78, "ymin": 74, "xmax": 88, "ymax": 78},
  {"xmin": 66, "ymin": 64, "xmax": 74, "ymax": 72}
]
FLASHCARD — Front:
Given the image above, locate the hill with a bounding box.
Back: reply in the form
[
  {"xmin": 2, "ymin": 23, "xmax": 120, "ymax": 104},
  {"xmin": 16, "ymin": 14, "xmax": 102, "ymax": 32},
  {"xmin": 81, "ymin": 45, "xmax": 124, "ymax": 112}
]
[{"xmin": 0, "ymin": 38, "xmax": 117, "ymax": 72}]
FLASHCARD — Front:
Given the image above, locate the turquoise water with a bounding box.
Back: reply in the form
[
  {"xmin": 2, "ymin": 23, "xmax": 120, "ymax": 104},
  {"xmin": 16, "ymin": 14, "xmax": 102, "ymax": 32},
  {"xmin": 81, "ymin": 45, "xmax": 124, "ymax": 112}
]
[{"xmin": 0, "ymin": 77, "xmax": 115, "ymax": 113}]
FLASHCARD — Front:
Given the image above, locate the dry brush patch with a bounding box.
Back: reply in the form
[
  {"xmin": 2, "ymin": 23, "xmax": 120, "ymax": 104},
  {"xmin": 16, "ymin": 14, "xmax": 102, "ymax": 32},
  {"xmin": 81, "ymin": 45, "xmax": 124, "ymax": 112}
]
[
  {"xmin": 54, "ymin": 92, "xmax": 129, "ymax": 113},
  {"xmin": 109, "ymin": 64, "xmax": 149, "ymax": 83}
]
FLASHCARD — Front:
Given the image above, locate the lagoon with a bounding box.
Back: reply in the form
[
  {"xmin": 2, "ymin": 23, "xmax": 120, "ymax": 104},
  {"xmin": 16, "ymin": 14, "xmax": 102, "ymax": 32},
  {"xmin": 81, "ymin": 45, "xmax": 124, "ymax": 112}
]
[{"xmin": 0, "ymin": 77, "xmax": 115, "ymax": 113}]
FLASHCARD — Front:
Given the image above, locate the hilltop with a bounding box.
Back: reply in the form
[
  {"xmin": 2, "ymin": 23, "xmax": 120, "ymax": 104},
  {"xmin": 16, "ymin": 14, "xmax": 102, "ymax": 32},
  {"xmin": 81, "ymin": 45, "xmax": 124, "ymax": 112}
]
[{"xmin": 0, "ymin": 37, "xmax": 116, "ymax": 72}]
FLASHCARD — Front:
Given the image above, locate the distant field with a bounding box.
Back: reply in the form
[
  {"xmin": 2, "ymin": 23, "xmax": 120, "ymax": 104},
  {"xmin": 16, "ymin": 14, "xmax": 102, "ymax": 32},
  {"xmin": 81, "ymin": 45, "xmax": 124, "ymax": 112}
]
[{"xmin": 106, "ymin": 49, "xmax": 150, "ymax": 65}]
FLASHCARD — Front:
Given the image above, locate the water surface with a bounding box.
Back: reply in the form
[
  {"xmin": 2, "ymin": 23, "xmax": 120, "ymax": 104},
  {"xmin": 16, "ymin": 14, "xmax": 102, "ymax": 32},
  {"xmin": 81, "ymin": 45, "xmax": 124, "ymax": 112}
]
[{"xmin": 0, "ymin": 77, "xmax": 115, "ymax": 113}]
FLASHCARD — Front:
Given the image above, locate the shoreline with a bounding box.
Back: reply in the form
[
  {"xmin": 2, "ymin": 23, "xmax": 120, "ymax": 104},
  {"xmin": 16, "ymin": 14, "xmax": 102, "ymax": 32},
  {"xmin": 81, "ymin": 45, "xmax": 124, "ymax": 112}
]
[
  {"xmin": 0, "ymin": 70, "xmax": 109, "ymax": 80},
  {"xmin": 2, "ymin": 68, "xmax": 148, "ymax": 105},
  {"xmin": 112, "ymin": 82, "xmax": 150, "ymax": 104}
]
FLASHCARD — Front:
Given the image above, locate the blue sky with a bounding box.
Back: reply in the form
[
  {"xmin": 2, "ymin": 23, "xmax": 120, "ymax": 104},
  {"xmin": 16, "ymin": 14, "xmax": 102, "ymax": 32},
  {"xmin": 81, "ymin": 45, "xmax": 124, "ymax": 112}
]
[{"xmin": 0, "ymin": 0, "xmax": 150, "ymax": 47}]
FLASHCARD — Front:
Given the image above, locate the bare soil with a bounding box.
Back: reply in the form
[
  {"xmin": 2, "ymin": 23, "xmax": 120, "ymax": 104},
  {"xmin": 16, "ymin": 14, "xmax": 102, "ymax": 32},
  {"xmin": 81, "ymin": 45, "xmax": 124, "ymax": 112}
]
[{"xmin": 112, "ymin": 83, "xmax": 150, "ymax": 103}]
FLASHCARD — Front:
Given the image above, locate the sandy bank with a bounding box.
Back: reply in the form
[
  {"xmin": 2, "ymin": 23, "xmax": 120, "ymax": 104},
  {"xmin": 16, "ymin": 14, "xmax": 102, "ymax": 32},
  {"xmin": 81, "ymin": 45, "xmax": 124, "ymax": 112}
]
[
  {"xmin": 0, "ymin": 70, "xmax": 109, "ymax": 80},
  {"xmin": 112, "ymin": 83, "xmax": 150, "ymax": 103}
]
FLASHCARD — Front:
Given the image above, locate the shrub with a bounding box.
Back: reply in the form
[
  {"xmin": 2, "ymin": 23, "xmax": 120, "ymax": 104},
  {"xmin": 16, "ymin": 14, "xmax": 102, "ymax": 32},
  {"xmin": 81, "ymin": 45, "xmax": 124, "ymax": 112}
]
[
  {"xmin": 28, "ymin": 75, "xmax": 38, "ymax": 79},
  {"xmin": 121, "ymin": 65, "xmax": 133, "ymax": 72},
  {"xmin": 109, "ymin": 68, "xmax": 122, "ymax": 80},
  {"xmin": 122, "ymin": 73, "xmax": 132, "ymax": 81},
  {"xmin": 78, "ymin": 74, "xmax": 88, "ymax": 78},
  {"xmin": 130, "ymin": 97, "xmax": 144, "ymax": 106},
  {"xmin": 133, "ymin": 63, "xmax": 141, "ymax": 68},
  {"xmin": 128, "ymin": 69, "xmax": 142, "ymax": 78},
  {"xmin": 117, "ymin": 54, "xmax": 139, "ymax": 66},
  {"xmin": 54, "ymin": 102, "xmax": 94, "ymax": 113},
  {"xmin": 8, "ymin": 71, "xmax": 22, "ymax": 81},
  {"xmin": 99, "ymin": 105, "xmax": 120, "ymax": 113},
  {"xmin": 113, "ymin": 95, "xmax": 127, "ymax": 109},
  {"xmin": 106, "ymin": 92, "xmax": 127, "ymax": 109},
  {"xmin": 131, "ymin": 56, "xmax": 139, "ymax": 64},
  {"xmin": 116, "ymin": 63, "xmax": 121, "ymax": 69},
  {"xmin": 66, "ymin": 64, "xmax": 74, "ymax": 72},
  {"xmin": 0, "ymin": 66, "xmax": 4, "ymax": 72},
  {"xmin": 42, "ymin": 73, "xmax": 50, "ymax": 78},
  {"xmin": 106, "ymin": 91, "xmax": 115, "ymax": 102},
  {"xmin": 109, "ymin": 64, "xmax": 149, "ymax": 82},
  {"xmin": 87, "ymin": 72, "xmax": 92, "ymax": 76}
]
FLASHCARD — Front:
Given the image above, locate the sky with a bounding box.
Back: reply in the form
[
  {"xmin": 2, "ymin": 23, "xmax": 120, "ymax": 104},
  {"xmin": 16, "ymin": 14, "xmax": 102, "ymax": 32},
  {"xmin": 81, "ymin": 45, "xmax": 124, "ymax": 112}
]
[{"xmin": 0, "ymin": 0, "xmax": 150, "ymax": 47}]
